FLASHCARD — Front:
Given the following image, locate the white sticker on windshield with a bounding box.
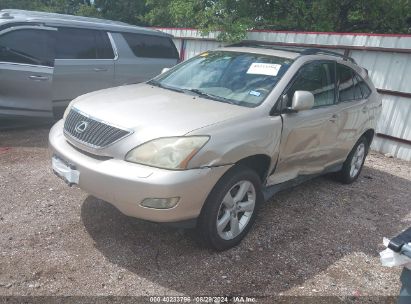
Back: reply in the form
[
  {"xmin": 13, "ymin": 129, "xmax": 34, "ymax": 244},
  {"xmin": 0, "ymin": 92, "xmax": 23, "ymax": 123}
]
[
  {"xmin": 249, "ymin": 90, "xmax": 261, "ymax": 97},
  {"xmin": 247, "ymin": 63, "xmax": 281, "ymax": 76}
]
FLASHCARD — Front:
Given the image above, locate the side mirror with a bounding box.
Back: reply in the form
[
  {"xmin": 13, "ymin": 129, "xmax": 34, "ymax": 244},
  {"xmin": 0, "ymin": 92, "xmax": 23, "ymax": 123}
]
[
  {"xmin": 291, "ymin": 91, "xmax": 314, "ymax": 111},
  {"xmin": 161, "ymin": 67, "xmax": 170, "ymax": 74}
]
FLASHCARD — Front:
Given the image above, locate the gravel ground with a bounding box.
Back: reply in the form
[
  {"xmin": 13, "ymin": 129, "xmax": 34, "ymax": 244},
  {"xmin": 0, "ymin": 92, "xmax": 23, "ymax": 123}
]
[{"xmin": 0, "ymin": 125, "xmax": 410, "ymax": 302}]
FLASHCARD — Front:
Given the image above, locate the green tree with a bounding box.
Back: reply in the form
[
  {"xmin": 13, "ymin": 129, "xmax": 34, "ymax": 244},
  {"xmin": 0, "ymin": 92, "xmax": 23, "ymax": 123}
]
[
  {"xmin": 0, "ymin": 0, "xmax": 43, "ymax": 11},
  {"xmin": 76, "ymin": 3, "xmax": 101, "ymax": 18},
  {"xmin": 0, "ymin": 0, "xmax": 94, "ymax": 14},
  {"xmin": 144, "ymin": 0, "xmax": 255, "ymax": 41},
  {"xmin": 93, "ymin": 0, "xmax": 147, "ymax": 25},
  {"xmin": 1, "ymin": 0, "xmax": 410, "ymax": 41}
]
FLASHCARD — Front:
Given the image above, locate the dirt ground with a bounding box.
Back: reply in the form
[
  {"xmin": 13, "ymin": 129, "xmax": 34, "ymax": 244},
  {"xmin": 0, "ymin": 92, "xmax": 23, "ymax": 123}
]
[{"xmin": 0, "ymin": 125, "xmax": 410, "ymax": 302}]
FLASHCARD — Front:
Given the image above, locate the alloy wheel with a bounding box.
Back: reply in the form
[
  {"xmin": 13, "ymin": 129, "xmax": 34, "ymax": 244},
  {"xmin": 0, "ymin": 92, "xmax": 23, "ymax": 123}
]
[
  {"xmin": 216, "ymin": 180, "xmax": 256, "ymax": 240},
  {"xmin": 350, "ymin": 142, "xmax": 365, "ymax": 178}
]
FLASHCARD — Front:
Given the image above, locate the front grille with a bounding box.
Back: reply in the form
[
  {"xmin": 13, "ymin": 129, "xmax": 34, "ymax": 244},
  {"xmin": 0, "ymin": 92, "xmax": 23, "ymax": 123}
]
[{"xmin": 64, "ymin": 108, "xmax": 131, "ymax": 148}]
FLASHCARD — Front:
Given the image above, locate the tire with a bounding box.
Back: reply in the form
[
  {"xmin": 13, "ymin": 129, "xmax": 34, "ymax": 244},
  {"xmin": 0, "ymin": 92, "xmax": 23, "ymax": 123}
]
[
  {"xmin": 336, "ymin": 136, "xmax": 369, "ymax": 184},
  {"xmin": 196, "ymin": 165, "xmax": 263, "ymax": 251}
]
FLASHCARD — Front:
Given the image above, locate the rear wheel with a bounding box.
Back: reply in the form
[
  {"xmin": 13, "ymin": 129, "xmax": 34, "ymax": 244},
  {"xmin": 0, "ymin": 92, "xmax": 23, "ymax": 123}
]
[
  {"xmin": 337, "ymin": 137, "xmax": 369, "ymax": 184},
  {"xmin": 196, "ymin": 165, "xmax": 263, "ymax": 251}
]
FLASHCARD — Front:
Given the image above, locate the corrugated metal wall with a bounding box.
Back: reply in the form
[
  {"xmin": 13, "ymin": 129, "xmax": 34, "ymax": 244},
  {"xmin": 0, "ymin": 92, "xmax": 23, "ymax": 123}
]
[{"xmin": 157, "ymin": 28, "xmax": 411, "ymax": 161}]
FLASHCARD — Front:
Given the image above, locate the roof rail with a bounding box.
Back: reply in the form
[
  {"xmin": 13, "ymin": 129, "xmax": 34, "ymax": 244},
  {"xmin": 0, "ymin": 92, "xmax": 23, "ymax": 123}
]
[
  {"xmin": 0, "ymin": 12, "xmax": 14, "ymax": 19},
  {"xmin": 227, "ymin": 41, "xmax": 356, "ymax": 63},
  {"xmin": 301, "ymin": 48, "xmax": 356, "ymax": 63},
  {"xmin": 227, "ymin": 41, "xmax": 305, "ymax": 54}
]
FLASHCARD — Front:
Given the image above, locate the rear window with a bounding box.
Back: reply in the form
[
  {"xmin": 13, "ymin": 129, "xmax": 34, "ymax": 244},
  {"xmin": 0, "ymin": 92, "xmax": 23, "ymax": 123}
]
[
  {"xmin": 122, "ymin": 33, "xmax": 179, "ymax": 59},
  {"xmin": 0, "ymin": 28, "xmax": 55, "ymax": 66},
  {"xmin": 56, "ymin": 28, "xmax": 114, "ymax": 60}
]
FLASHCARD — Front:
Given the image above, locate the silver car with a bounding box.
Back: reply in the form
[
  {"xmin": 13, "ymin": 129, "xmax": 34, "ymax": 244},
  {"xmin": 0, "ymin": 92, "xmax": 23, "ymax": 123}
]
[
  {"xmin": 49, "ymin": 44, "xmax": 382, "ymax": 250},
  {"xmin": 0, "ymin": 9, "xmax": 178, "ymax": 119}
]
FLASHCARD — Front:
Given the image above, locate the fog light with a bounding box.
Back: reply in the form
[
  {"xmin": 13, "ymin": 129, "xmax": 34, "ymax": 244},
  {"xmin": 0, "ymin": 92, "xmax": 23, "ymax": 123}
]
[{"xmin": 140, "ymin": 197, "xmax": 180, "ymax": 209}]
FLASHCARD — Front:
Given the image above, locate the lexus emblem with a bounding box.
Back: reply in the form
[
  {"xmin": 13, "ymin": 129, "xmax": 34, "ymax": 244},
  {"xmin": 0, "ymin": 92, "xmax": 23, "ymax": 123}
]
[{"xmin": 75, "ymin": 121, "xmax": 89, "ymax": 133}]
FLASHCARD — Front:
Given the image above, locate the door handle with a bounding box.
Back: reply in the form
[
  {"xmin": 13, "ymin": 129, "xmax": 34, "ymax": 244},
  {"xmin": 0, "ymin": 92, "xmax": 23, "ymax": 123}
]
[
  {"xmin": 93, "ymin": 67, "xmax": 108, "ymax": 72},
  {"xmin": 29, "ymin": 75, "xmax": 48, "ymax": 81},
  {"xmin": 362, "ymin": 106, "xmax": 368, "ymax": 113},
  {"xmin": 329, "ymin": 114, "xmax": 339, "ymax": 122}
]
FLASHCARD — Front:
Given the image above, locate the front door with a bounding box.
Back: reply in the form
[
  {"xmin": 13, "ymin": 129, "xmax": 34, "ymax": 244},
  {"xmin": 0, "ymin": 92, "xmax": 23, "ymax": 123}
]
[
  {"xmin": 268, "ymin": 61, "xmax": 339, "ymax": 185},
  {"xmin": 0, "ymin": 26, "xmax": 56, "ymax": 118}
]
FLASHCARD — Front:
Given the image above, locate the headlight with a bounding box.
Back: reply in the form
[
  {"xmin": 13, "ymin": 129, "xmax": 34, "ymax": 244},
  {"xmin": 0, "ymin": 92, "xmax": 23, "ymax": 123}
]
[{"xmin": 125, "ymin": 136, "xmax": 210, "ymax": 170}]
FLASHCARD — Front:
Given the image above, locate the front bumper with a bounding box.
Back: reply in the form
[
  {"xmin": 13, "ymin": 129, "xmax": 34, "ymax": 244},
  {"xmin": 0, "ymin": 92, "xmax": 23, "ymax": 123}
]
[{"xmin": 49, "ymin": 120, "xmax": 231, "ymax": 223}]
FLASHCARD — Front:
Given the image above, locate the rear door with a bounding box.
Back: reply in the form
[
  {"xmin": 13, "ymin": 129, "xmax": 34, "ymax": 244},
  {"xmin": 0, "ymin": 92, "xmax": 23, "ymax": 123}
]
[
  {"xmin": 52, "ymin": 27, "xmax": 115, "ymax": 113},
  {"xmin": 111, "ymin": 32, "xmax": 179, "ymax": 85},
  {"xmin": 330, "ymin": 63, "xmax": 373, "ymax": 160},
  {"xmin": 268, "ymin": 61, "xmax": 339, "ymax": 185},
  {"xmin": 0, "ymin": 26, "xmax": 56, "ymax": 118}
]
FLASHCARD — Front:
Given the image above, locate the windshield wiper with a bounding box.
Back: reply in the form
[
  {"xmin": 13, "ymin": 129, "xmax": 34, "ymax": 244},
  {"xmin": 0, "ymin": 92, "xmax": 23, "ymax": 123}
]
[
  {"xmin": 185, "ymin": 88, "xmax": 235, "ymax": 105},
  {"xmin": 147, "ymin": 81, "xmax": 236, "ymax": 105},
  {"xmin": 147, "ymin": 80, "xmax": 186, "ymax": 94}
]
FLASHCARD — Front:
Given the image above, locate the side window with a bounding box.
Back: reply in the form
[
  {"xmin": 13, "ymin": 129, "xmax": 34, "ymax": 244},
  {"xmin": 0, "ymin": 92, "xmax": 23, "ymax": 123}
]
[
  {"xmin": 355, "ymin": 74, "xmax": 371, "ymax": 99},
  {"xmin": 122, "ymin": 33, "xmax": 179, "ymax": 59},
  {"xmin": 96, "ymin": 31, "xmax": 115, "ymax": 59},
  {"xmin": 337, "ymin": 64, "xmax": 371, "ymax": 101},
  {"xmin": 287, "ymin": 61, "xmax": 336, "ymax": 108},
  {"xmin": 352, "ymin": 74, "xmax": 363, "ymax": 100},
  {"xmin": 0, "ymin": 29, "xmax": 55, "ymax": 66},
  {"xmin": 56, "ymin": 28, "xmax": 114, "ymax": 59}
]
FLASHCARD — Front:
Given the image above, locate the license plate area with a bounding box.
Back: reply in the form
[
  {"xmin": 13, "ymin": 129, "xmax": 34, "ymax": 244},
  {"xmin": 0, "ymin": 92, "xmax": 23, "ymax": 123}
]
[{"xmin": 52, "ymin": 155, "xmax": 80, "ymax": 186}]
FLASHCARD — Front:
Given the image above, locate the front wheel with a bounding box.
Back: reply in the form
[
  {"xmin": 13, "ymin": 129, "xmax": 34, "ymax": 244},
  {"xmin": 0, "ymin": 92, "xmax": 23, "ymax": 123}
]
[
  {"xmin": 196, "ymin": 165, "xmax": 263, "ymax": 251},
  {"xmin": 336, "ymin": 137, "xmax": 369, "ymax": 184}
]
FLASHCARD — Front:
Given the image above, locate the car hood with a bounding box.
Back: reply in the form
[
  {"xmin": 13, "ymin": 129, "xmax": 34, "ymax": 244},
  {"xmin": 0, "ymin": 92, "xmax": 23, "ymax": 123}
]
[{"xmin": 72, "ymin": 83, "xmax": 250, "ymax": 137}]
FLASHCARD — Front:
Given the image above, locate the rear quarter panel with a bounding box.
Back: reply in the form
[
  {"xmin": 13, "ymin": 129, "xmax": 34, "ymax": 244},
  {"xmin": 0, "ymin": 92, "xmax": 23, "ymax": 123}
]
[
  {"xmin": 366, "ymin": 81, "xmax": 383, "ymax": 134},
  {"xmin": 351, "ymin": 63, "xmax": 382, "ymax": 137}
]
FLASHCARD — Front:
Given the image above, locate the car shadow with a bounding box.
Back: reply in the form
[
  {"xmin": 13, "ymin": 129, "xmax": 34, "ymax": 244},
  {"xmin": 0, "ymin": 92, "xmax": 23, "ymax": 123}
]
[
  {"xmin": 80, "ymin": 164, "xmax": 410, "ymax": 295},
  {"xmin": 0, "ymin": 123, "xmax": 52, "ymax": 149},
  {"xmin": 0, "ymin": 117, "xmax": 54, "ymax": 130}
]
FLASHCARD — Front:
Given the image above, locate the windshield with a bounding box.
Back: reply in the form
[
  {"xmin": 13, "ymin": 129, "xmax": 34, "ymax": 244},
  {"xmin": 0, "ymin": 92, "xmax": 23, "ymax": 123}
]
[{"xmin": 149, "ymin": 51, "xmax": 293, "ymax": 107}]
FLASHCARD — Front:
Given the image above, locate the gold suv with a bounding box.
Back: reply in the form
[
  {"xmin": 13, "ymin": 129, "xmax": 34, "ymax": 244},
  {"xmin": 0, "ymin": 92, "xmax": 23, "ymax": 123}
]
[{"xmin": 50, "ymin": 44, "xmax": 382, "ymax": 250}]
